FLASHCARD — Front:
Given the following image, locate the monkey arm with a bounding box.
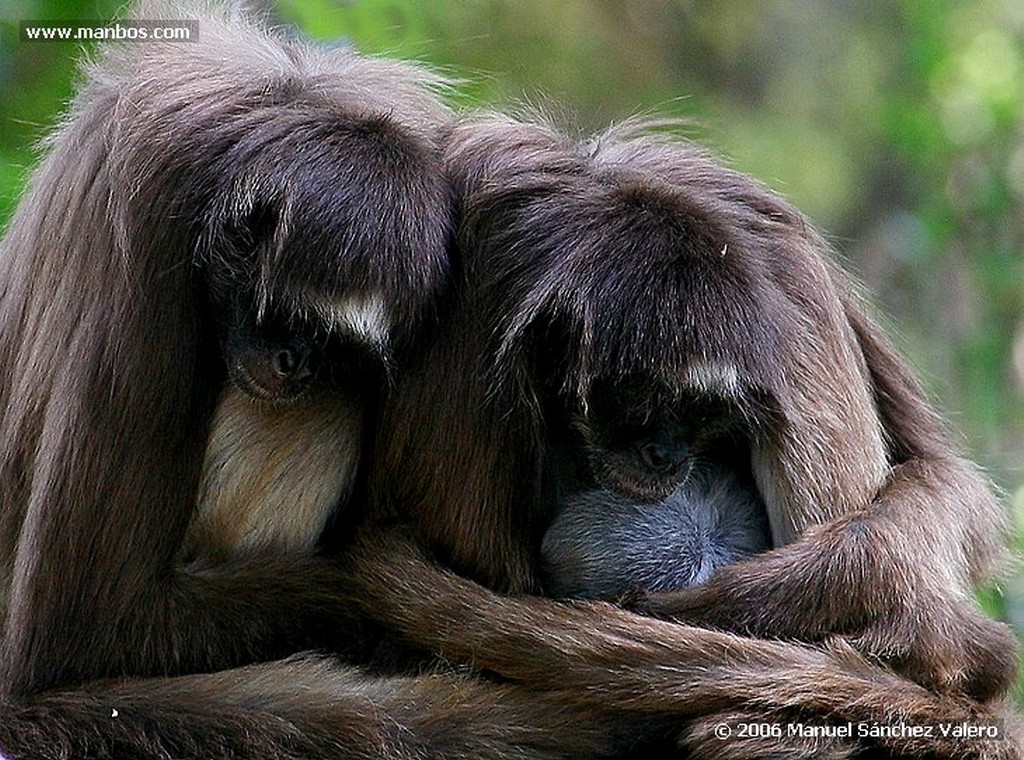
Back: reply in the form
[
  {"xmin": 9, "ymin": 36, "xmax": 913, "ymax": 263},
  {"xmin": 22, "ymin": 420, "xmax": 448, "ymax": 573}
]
[
  {"xmin": 340, "ymin": 525, "xmax": 1016, "ymax": 760},
  {"xmin": 0, "ymin": 281, "xmax": 369, "ymax": 694},
  {"xmin": 0, "ymin": 656, "xmax": 658, "ymax": 760},
  {"xmin": 636, "ymin": 296, "xmax": 1017, "ymax": 703},
  {"xmin": 635, "ymin": 475, "xmax": 1017, "ymax": 703}
]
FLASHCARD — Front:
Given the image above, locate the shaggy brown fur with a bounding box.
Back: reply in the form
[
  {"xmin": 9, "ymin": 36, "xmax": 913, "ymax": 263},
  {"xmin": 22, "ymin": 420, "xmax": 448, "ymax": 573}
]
[
  {"xmin": 343, "ymin": 528, "xmax": 1017, "ymax": 759},
  {"xmin": 1, "ymin": 3, "xmax": 1016, "ymax": 757},
  {"xmin": 0, "ymin": 0, "xmax": 452, "ymax": 694},
  {"xmin": 336, "ymin": 114, "xmax": 1018, "ymax": 757},
  {"xmin": 0, "ymin": 8, "xmax": 753, "ymax": 760}
]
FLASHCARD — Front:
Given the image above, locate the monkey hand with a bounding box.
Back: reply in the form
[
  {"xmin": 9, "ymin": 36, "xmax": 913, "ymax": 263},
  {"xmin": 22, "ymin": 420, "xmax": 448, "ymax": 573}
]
[
  {"xmin": 847, "ymin": 596, "xmax": 1019, "ymax": 703},
  {"xmin": 627, "ymin": 548, "xmax": 1019, "ymax": 703}
]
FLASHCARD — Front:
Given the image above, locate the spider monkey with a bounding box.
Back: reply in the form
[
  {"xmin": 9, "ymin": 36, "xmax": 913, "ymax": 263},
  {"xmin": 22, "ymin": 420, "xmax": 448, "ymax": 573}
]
[{"xmin": 0, "ymin": 0, "xmax": 453, "ymax": 695}]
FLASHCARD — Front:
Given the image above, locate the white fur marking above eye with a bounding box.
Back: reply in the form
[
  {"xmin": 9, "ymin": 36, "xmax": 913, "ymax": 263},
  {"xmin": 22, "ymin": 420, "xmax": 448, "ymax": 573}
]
[
  {"xmin": 305, "ymin": 291, "xmax": 391, "ymax": 348},
  {"xmin": 683, "ymin": 361, "xmax": 742, "ymax": 395}
]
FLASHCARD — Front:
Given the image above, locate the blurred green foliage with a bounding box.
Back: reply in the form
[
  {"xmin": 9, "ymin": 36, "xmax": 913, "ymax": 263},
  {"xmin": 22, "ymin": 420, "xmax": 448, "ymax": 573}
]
[{"xmin": 2, "ymin": 0, "xmax": 1023, "ymax": 694}]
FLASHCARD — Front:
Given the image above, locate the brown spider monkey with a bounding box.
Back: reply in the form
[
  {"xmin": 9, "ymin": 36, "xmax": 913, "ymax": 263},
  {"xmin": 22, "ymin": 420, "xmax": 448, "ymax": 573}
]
[
  {"xmin": 1, "ymin": 4, "xmax": 1014, "ymax": 755},
  {"xmin": 165, "ymin": 112, "xmax": 1019, "ymax": 757},
  {"xmin": 333, "ymin": 115, "xmax": 1019, "ymax": 757},
  {"xmin": 0, "ymin": 0, "xmax": 460, "ymax": 696}
]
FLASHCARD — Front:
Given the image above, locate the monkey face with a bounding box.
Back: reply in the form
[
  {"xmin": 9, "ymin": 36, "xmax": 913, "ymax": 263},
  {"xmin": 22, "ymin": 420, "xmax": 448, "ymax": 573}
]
[{"xmin": 571, "ymin": 378, "xmax": 743, "ymax": 502}]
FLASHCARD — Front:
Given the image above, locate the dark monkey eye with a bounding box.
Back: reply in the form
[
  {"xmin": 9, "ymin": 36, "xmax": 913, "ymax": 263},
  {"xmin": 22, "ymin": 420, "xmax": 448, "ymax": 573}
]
[
  {"xmin": 273, "ymin": 347, "xmax": 301, "ymax": 376},
  {"xmin": 639, "ymin": 441, "xmax": 687, "ymax": 474}
]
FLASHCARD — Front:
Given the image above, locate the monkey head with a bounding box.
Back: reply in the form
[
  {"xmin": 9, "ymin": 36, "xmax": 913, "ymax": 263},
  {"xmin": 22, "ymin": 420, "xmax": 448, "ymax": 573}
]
[
  {"xmin": 183, "ymin": 70, "xmax": 455, "ymax": 558},
  {"xmin": 197, "ymin": 112, "xmax": 453, "ymax": 400}
]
